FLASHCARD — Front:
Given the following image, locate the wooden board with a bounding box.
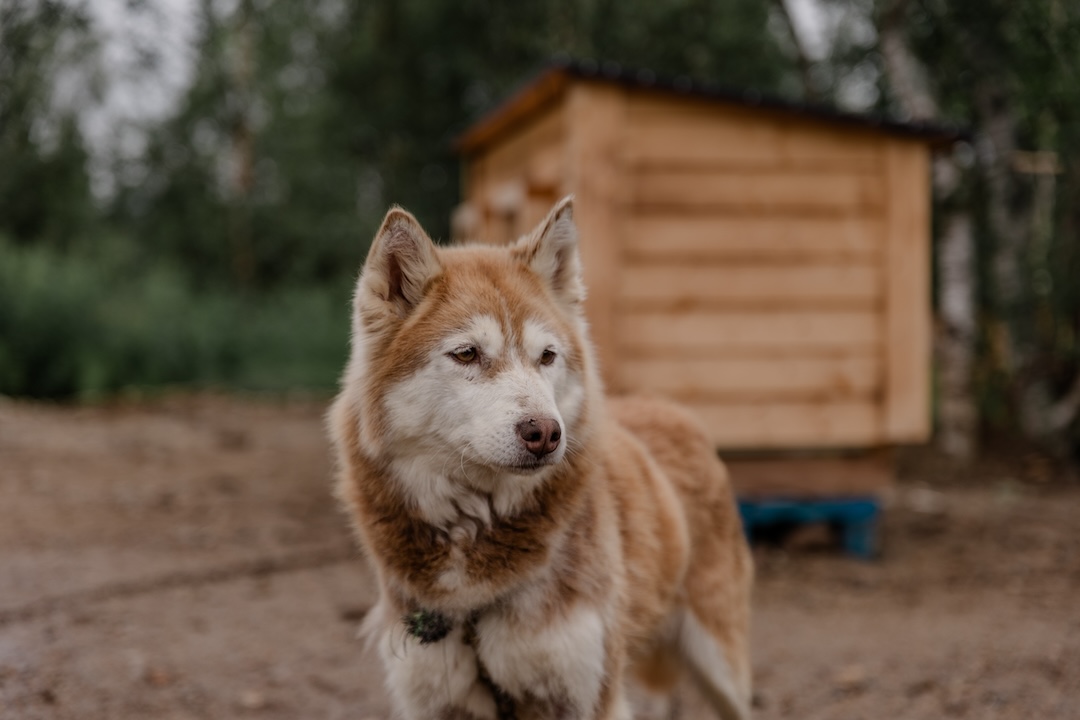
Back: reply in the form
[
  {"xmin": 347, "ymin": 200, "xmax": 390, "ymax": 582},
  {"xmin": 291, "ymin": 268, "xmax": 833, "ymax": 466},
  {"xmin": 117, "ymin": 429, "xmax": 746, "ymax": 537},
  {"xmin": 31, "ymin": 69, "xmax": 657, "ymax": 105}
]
[
  {"xmin": 618, "ymin": 355, "xmax": 880, "ymax": 402},
  {"xmin": 565, "ymin": 83, "xmax": 627, "ymax": 388},
  {"xmin": 526, "ymin": 143, "xmax": 564, "ymax": 194},
  {"xmin": 726, "ymin": 453, "xmax": 893, "ymax": 498},
  {"xmin": 625, "ymin": 92, "xmax": 884, "ymax": 169},
  {"xmin": 467, "ymin": 103, "xmax": 566, "ymax": 245},
  {"xmin": 618, "ymin": 310, "xmax": 881, "ymax": 356},
  {"xmin": 689, "ymin": 401, "xmax": 883, "ymax": 448},
  {"xmin": 523, "ymin": 191, "xmax": 559, "ymax": 234},
  {"xmin": 476, "ymin": 103, "xmax": 564, "ymax": 180},
  {"xmin": 619, "ymin": 262, "xmax": 880, "ymax": 309},
  {"xmin": 625, "ymin": 98, "xmax": 784, "ymax": 167},
  {"xmin": 882, "ymin": 140, "xmax": 932, "ymax": 442},
  {"xmin": 625, "ymin": 215, "xmax": 884, "ymax": 262},
  {"xmin": 456, "ymin": 68, "xmax": 569, "ymax": 154},
  {"xmin": 632, "ymin": 168, "xmax": 884, "ymax": 214}
]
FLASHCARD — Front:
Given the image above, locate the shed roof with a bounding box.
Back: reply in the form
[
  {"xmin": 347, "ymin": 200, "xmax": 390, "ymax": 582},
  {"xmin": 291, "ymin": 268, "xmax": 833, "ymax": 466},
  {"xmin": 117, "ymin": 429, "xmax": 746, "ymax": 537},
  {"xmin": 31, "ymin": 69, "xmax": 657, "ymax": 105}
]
[{"xmin": 456, "ymin": 58, "xmax": 967, "ymax": 155}]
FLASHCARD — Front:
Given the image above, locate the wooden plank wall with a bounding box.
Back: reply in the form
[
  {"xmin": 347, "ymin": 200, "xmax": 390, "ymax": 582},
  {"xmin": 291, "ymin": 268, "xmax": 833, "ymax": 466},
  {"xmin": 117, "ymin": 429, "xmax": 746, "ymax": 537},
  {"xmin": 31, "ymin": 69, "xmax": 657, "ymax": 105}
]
[
  {"xmin": 882, "ymin": 139, "xmax": 932, "ymax": 443},
  {"xmin": 564, "ymin": 84, "xmax": 627, "ymax": 386},
  {"xmin": 616, "ymin": 93, "xmax": 924, "ymax": 449},
  {"xmin": 460, "ymin": 86, "xmax": 931, "ymax": 451},
  {"xmin": 463, "ymin": 102, "xmax": 566, "ymax": 245}
]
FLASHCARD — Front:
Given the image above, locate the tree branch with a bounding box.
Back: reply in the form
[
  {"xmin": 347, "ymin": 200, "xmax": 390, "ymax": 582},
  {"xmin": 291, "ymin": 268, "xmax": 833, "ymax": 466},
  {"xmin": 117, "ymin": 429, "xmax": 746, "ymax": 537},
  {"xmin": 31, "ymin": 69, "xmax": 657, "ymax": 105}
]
[
  {"xmin": 770, "ymin": 0, "xmax": 819, "ymax": 103},
  {"xmin": 877, "ymin": 0, "xmax": 937, "ymax": 120}
]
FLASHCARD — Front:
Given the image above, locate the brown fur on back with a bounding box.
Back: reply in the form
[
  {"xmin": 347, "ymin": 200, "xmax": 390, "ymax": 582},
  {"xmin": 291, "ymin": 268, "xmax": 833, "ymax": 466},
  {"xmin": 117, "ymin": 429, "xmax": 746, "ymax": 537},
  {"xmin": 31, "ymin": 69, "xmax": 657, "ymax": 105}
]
[{"xmin": 609, "ymin": 396, "xmax": 754, "ymax": 699}]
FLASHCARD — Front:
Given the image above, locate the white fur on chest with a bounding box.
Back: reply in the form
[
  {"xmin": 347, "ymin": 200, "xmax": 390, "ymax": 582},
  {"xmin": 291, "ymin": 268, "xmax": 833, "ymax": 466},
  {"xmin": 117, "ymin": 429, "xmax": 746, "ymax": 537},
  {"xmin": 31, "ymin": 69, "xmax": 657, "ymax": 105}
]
[
  {"xmin": 373, "ymin": 617, "xmax": 498, "ymax": 720},
  {"xmin": 475, "ymin": 601, "xmax": 609, "ymax": 714},
  {"xmin": 384, "ymin": 456, "xmax": 551, "ymax": 600},
  {"xmin": 389, "ymin": 455, "xmax": 548, "ymax": 527}
]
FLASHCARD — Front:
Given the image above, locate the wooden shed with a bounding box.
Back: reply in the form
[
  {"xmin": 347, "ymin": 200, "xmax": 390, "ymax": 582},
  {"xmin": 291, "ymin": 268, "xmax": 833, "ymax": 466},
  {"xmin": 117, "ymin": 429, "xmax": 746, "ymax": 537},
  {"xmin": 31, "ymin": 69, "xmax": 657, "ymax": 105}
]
[{"xmin": 454, "ymin": 60, "xmax": 959, "ymax": 500}]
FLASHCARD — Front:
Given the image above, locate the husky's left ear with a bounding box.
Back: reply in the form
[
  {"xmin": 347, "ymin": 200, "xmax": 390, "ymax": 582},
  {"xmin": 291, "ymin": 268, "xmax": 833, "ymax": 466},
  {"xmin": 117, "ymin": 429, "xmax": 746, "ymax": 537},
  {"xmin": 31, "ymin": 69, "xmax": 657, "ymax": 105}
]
[
  {"xmin": 358, "ymin": 207, "xmax": 441, "ymax": 320},
  {"xmin": 514, "ymin": 195, "xmax": 584, "ymax": 306}
]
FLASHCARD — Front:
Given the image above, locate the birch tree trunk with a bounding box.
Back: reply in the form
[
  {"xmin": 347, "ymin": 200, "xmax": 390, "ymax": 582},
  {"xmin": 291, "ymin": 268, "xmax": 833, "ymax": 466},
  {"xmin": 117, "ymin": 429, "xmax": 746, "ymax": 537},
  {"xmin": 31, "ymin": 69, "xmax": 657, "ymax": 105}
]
[
  {"xmin": 971, "ymin": 61, "xmax": 1080, "ymax": 449},
  {"xmin": 936, "ymin": 210, "xmax": 977, "ymax": 457},
  {"xmin": 879, "ymin": 1, "xmax": 978, "ymax": 458},
  {"xmin": 770, "ymin": 0, "xmax": 820, "ymax": 103},
  {"xmin": 229, "ymin": 0, "xmax": 256, "ymax": 288}
]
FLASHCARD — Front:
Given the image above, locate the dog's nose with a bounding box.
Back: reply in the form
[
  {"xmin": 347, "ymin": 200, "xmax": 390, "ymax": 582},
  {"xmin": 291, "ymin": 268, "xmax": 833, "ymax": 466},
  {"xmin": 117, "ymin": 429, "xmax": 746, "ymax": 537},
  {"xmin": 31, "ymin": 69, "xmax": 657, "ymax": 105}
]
[{"xmin": 516, "ymin": 417, "xmax": 561, "ymax": 458}]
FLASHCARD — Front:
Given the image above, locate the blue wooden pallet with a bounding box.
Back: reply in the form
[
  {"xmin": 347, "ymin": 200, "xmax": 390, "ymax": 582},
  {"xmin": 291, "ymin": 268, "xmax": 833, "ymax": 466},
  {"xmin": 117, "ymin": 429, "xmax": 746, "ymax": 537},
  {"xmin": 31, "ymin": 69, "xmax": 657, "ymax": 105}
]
[{"xmin": 737, "ymin": 497, "xmax": 881, "ymax": 559}]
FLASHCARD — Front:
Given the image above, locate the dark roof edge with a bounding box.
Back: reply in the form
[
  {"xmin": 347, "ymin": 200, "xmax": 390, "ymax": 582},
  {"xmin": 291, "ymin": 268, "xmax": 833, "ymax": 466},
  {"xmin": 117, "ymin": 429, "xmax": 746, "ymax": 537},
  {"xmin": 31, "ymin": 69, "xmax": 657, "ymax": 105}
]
[
  {"xmin": 456, "ymin": 57, "xmax": 970, "ymax": 154},
  {"xmin": 454, "ymin": 65, "xmax": 571, "ymax": 154}
]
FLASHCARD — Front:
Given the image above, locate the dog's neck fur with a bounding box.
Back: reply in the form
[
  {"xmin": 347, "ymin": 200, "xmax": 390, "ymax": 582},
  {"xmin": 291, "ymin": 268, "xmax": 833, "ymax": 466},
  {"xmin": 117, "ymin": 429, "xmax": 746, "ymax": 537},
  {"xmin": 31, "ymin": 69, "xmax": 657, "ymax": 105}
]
[
  {"xmin": 333, "ymin": 407, "xmax": 597, "ymax": 613},
  {"xmin": 385, "ymin": 451, "xmax": 552, "ymax": 530}
]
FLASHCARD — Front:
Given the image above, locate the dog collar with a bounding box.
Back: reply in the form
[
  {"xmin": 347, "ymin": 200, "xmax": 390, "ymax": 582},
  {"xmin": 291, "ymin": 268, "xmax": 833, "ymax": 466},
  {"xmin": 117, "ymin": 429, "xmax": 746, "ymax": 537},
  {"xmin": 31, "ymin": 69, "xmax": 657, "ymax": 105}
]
[
  {"xmin": 403, "ymin": 608, "xmax": 453, "ymax": 644},
  {"xmin": 402, "ymin": 608, "xmax": 518, "ymax": 720}
]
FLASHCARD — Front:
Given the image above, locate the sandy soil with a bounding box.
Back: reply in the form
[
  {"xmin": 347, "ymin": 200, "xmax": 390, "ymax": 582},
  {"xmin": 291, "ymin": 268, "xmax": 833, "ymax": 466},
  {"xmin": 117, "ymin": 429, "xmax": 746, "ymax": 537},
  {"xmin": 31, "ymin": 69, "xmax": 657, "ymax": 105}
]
[{"xmin": 1, "ymin": 394, "xmax": 1077, "ymax": 719}]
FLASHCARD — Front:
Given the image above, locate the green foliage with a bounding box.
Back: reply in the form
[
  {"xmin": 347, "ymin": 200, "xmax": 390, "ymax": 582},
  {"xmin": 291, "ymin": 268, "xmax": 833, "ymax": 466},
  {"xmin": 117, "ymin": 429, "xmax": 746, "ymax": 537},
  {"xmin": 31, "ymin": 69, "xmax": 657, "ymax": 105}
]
[
  {"xmin": 1, "ymin": 0, "xmax": 796, "ymax": 399},
  {"xmin": 0, "ymin": 235, "xmax": 104, "ymax": 397},
  {"xmin": 0, "ymin": 235, "xmax": 350, "ymax": 399},
  {"xmin": 0, "ymin": 0, "xmax": 99, "ymax": 249},
  {"xmin": 324, "ymin": 0, "xmax": 788, "ymax": 243},
  {"xmin": 117, "ymin": 0, "xmax": 792, "ymax": 288},
  {"xmin": 812, "ymin": 0, "xmax": 1080, "ymax": 443},
  {"xmin": 904, "ymin": 0, "xmax": 1080, "ymax": 429}
]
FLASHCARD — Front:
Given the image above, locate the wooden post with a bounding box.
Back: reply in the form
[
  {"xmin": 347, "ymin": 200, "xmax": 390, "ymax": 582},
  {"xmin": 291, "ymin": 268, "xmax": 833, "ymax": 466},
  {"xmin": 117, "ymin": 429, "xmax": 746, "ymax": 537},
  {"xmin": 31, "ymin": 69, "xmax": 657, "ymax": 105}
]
[
  {"xmin": 564, "ymin": 83, "xmax": 626, "ymax": 390},
  {"xmin": 882, "ymin": 140, "xmax": 932, "ymax": 442}
]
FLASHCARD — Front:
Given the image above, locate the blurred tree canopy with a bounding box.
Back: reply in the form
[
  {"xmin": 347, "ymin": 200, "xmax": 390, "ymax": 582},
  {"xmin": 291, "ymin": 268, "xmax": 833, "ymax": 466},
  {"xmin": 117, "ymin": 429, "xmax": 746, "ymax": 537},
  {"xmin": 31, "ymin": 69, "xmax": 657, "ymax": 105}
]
[
  {"xmin": 903, "ymin": 0, "xmax": 1080, "ymax": 447},
  {"xmin": 0, "ymin": 0, "xmax": 98, "ymax": 249},
  {"xmin": 807, "ymin": 0, "xmax": 1080, "ymax": 452},
  {"xmin": 3, "ymin": 0, "xmax": 1080, "ymax": 456},
  {"xmin": 112, "ymin": 0, "xmax": 790, "ymax": 288},
  {"xmin": 0, "ymin": 0, "xmax": 791, "ymax": 396}
]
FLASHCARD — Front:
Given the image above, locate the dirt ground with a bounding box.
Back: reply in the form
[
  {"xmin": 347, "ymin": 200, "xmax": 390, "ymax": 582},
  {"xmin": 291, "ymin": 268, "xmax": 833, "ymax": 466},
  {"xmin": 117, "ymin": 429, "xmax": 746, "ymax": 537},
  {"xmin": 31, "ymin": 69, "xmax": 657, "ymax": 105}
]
[{"xmin": 1, "ymin": 394, "xmax": 1077, "ymax": 720}]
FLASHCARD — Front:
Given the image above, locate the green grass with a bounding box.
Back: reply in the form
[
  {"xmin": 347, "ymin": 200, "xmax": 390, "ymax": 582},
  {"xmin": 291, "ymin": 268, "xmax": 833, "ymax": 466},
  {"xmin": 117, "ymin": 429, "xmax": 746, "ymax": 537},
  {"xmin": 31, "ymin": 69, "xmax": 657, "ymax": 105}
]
[{"xmin": 0, "ymin": 235, "xmax": 353, "ymax": 400}]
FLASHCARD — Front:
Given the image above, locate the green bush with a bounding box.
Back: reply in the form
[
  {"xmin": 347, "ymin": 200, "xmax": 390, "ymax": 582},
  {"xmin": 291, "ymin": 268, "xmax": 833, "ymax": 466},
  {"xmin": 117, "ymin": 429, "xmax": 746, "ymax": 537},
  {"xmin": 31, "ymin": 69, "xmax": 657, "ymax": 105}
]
[
  {"xmin": 0, "ymin": 235, "xmax": 352, "ymax": 399},
  {"xmin": 0, "ymin": 237, "xmax": 104, "ymax": 397},
  {"xmin": 231, "ymin": 285, "xmax": 352, "ymax": 393}
]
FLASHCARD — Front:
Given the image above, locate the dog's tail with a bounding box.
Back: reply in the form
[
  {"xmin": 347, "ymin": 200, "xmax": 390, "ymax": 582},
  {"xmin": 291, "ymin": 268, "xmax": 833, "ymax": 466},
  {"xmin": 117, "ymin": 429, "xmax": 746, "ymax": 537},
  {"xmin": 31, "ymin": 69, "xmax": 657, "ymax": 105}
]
[{"xmin": 678, "ymin": 608, "xmax": 752, "ymax": 720}]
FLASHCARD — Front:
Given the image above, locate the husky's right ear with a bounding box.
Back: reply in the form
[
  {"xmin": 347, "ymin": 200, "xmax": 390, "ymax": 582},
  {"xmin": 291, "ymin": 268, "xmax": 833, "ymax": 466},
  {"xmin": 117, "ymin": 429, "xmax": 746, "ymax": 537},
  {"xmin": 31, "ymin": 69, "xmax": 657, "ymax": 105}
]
[
  {"xmin": 514, "ymin": 195, "xmax": 584, "ymax": 307},
  {"xmin": 358, "ymin": 207, "xmax": 441, "ymax": 319}
]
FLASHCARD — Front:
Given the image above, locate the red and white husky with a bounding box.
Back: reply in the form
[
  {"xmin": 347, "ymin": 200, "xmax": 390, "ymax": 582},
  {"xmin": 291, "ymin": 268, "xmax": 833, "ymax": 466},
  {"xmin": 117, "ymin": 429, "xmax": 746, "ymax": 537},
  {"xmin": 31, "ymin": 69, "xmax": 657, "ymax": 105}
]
[{"xmin": 328, "ymin": 197, "xmax": 753, "ymax": 720}]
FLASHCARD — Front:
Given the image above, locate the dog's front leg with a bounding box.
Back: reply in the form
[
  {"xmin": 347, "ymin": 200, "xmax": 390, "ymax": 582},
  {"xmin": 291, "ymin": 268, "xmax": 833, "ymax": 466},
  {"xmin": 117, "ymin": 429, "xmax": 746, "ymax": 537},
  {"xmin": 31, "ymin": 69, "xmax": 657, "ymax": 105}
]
[
  {"xmin": 474, "ymin": 602, "xmax": 630, "ymax": 720},
  {"xmin": 377, "ymin": 622, "xmax": 497, "ymax": 720}
]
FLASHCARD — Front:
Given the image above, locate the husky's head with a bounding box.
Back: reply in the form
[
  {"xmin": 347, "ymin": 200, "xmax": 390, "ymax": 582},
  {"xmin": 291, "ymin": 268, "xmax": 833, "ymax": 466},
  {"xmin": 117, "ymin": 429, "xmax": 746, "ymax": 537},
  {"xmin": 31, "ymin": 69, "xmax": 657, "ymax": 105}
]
[{"xmin": 339, "ymin": 196, "xmax": 598, "ymax": 511}]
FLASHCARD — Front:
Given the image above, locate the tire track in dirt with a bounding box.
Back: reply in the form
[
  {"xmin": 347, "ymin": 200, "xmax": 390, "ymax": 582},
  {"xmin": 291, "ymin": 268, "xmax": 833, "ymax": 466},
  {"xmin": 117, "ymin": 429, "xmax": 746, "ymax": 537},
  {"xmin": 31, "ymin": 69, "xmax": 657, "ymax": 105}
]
[{"xmin": 0, "ymin": 542, "xmax": 360, "ymax": 628}]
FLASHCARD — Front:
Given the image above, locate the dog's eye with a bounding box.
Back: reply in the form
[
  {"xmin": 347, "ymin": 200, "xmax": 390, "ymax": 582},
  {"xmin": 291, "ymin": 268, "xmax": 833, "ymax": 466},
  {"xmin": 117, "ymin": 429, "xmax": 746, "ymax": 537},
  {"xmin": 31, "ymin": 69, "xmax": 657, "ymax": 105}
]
[
  {"xmin": 451, "ymin": 347, "xmax": 478, "ymax": 364},
  {"xmin": 539, "ymin": 349, "xmax": 557, "ymax": 366}
]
